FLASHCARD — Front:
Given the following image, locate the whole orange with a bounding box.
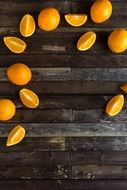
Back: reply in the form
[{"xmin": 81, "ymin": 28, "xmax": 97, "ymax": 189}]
[
  {"xmin": 38, "ymin": 7, "xmax": 60, "ymax": 31},
  {"xmin": 108, "ymin": 28, "xmax": 127, "ymax": 53},
  {"xmin": 0, "ymin": 99, "xmax": 16, "ymax": 121},
  {"xmin": 7, "ymin": 63, "xmax": 32, "ymax": 85},
  {"xmin": 90, "ymin": 0, "xmax": 112, "ymax": 23}
]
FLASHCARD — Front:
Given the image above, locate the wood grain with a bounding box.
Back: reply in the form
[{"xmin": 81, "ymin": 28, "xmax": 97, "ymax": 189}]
[
  {"xmin": 1, "ymin": 0, "xmax": 127, "ymax": 187},
  {"xmin": 0, "ymin": 81, "xmax": 122, "ymax": 95},
  {"xmin": 2, "ymin": 68, "xmax": 127, "ymax": 81},
  {"xmin": 1, "ymin": 54, "xmax": 127, "ymax": 68},
  {"xmin": 1, "ymin": 122, "xmax": 127, "ymax": 137}
]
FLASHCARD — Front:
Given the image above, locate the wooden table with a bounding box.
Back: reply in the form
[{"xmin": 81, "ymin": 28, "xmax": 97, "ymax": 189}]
[{"xmin": 1, "ymin": 0, "xmax": 127, "ymax": 189}]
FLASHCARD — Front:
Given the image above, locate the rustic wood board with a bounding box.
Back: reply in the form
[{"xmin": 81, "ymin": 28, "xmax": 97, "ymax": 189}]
[{"xmin": 1, "ymin": 0, "xmax": 127, "ymax": 189}]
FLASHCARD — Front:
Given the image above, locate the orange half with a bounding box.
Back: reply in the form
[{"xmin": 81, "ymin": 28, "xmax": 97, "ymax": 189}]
[
  {"xmin": 19, "ymin": 88, "xmax": 39, "ymax": 108},
  {"xmin": 6, "ymin": 125, "xmax": 25, "ymax": 146},
  {"xmin": 4, "ymin": 37, "xmax": 26, "ymax": 53},
  {"xmin": 65, "ymin": 14, "xmax": 88, "ymax": 27},
  {"xmin": 106, "ymin": 94, "xmax": 124, "ymax": 116},
  {"xmin": 77, "ymin": 31, "xmax": 96, "ymax": 51},
  {"xmin": 20, "ymin": 14, "xmax": 36, "ymax": 37}
]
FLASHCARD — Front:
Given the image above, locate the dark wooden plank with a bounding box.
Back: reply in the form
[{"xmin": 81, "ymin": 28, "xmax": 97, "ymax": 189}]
[
  {"xmin": 101, "ymin": 151, "xmax": 127, "ymax": 165},
  {"xmin": 73, "ymin": 109, "xmax": 127, "ymax": 123},
  {"xmin": 1, "ymin": 158, "xmax": 127, "ymax": 179},
  {"xmin": 0, "ymin": 180, "xmax": 60, "ymax": 190},
  {"xmin": 0, "ymin": 81, "xmax": 122, "ymax": 95},
  {"xmin": 0, "ymin": 180, "xmax": 127, "ymax": 190},
  {"xmin": 1, "ymin": 123, "xmax": 127, "ymax": 137},
  {"xmin": 1, "ymin": 95, "xmax": 110, "ymax": 109},
  {"xmin": 2, "ymin": 68, "xmax": 127, "ymax": 81},
  {"xmin": 1, "ymin": 54, "xmax": 127, "ymax": 68},
  {"xmin": 0, "ymin": 151, "xmax": 100, "ymax": 166},
  {"xmin": 72, "ymin": 165, "xmax": 127, "ymax": 179},
  {"xmin": 71, "ymin": 137, "xmax": 127, "ymax": 151},
  {"xmin": 0, "ymin": 151, "xmax": 70, "ymax": 165},
  {"xmin": 7, "ymin": 109, "xmax": 72, "ymax": 123},
  {"xmin": 0, "ymin": 137, "xmax": 69, "ymax": 152},
  {"xmin": 60, "ymin": 180, "xmax": 127, "ymax": 190},
  {"xmin": 2, "ymin": 137, "xmax": 127, "ymax": 152},
  {"xmin": 0, "ymin": 165, "xmax": 70, "ymax": 179},
  {"xmin": 0, "ymin": 0, "xmax": 71, "ymax": 14}
]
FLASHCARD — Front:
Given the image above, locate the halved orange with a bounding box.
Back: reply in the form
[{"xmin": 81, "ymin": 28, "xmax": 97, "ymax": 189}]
[
  {"xmin": 6, "ymin": 125, "xmax": 25, "ymax": 146},
  {"xmin": 19, "ymin": 88, "xmax": 39, "ymax": 108},
  {"xmin": 65, "ymin": 14, "xmax": 88, "ymax": 27},
  {"xmin": 77, "ymin": 31, "xmax": 96, "ymax": 51},
  {"xmin": 106, "ymin": 94, "xmax": 124, "ymax": 116},
  {"xmin": 20, "ymin": 14, "xmax": 36, "ymax": 37},
  {"xmin": 120, "ymin": 84, "xmax": 127, "ymax": 93},
  {"xmin": 4, "ymin": 37, "xmax": 26, "ymax": 53}
]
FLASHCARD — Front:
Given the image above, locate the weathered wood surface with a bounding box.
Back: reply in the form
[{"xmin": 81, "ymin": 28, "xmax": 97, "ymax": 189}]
[
  {"xmin": 1, "ymin": 0, "xmax": 127, "ymax": 189},
  {"xmin": 1, "ymin": 180, "xmax": 127, "ymax": 190},
  {"xmin": 2, "ymin": 68, "xmax": 127, "ymax": 81}
]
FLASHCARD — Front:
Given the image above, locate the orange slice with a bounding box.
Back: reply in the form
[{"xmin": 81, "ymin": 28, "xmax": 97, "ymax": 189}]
[
  {"xmin": 106, "ymin": 94, "xmax": 124, "ymax": 116},
  {"xmin": 120, "ymin": 84, "xmax": 127, "ymax": 93},
  {"xmin": 65, "ymin": 14, "xmax": 88, "ymax": 27},
  {"xmin": 20, "ymin": 14, "xmax": 36, "ymax": 37},
  {"xmin": 6, "ymin": 125, "xmax": 25, "ymax": 146},
  {"xmin": 19, "ymin": 88, "xmax": 39, "ymax": 108},
  {"xmin": 77, "ymin": 31, "xmax": 96, "ymax": 51},
  {"xmin": 4, "ymin": 37, "xmax": 26, "ymax": 53}
]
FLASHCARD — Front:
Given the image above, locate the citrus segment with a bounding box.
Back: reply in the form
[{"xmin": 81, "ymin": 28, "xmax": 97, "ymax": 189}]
[
  {"xmin": 7, "ymin": 63, "xmax": 32, "ymax": 86},
  {"xmin": 108, "ymin": 28, "xmax": 127, "ymax": 53},
  {"xmin": 20, "ymin": 14, "xmax": 36, "ymax": 37},
  {"xmin": 65, "ymin": 14, "xmax": 88, "ymax": 27},
  {"xmin": 0, "ymin": 99, "xmax": 16, "ymax": 121},
  {"xmin": 38, "ymin": 7, "xmax": 60, "ymax": 31},
  {"xmin": 90, "ymin": 0, "xmax": 112, "ymax": 23},
  {"xmin": 4, "ymin": 37, "xmax": 26, "ymax": 53},
  {"xmin": 120, "ymin": 84, "xmax": 127, "ymax": 93},
  {"xmin": 20, "ymin": 88, "xmax": 39, "ymax": 108},
  {"xmin": 77, "ymin": 31, "xmax": 96, "ymax": 51},
  {"xmin": 6, "ymin": 125, "xmax": 25, "ymax": 146},
  {"xmin": 106, "ymin": 94, "xmax": 124, "ymax": 116}
]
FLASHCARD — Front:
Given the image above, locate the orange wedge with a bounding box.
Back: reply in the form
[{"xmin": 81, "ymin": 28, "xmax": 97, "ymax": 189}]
[
  {"xmin": 20, "ymin": 14, "xmax": 36, "ymax": 37},
  {"xmin": 77, "ymin": 31, "xmax": 96, "ymax": 51},
  {"xmin": 4, "ymin": 37, "xmax": 26, "ymax": 53},
  {"xmin": 65, "ymin": 14, "xmax": 88, "ymax": 27},
  {"xmin": 120, "ymin": 84, "xmax": 127, "ymax": 93},
  {"xmin": 6, "ymin": 125, "xmax": 25, "ymax": 146},
  {"xmin": 19, "ymin": 88, "xmax": 39, "ymax": 108},
  {"xmin": 106, "ymin": 94, "xmax": 124, "ymax": 116}
]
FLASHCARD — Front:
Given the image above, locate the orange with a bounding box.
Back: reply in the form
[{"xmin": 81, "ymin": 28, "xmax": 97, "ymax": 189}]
[
  {"xmin": 77, "ymin": 31, "xmax": 96, "ymax": 51},
  {"xmin": 108, "ymin": 28, "xmax": 127, "ymax": 53},
  {"xmin": 6, "ymin": 125, "xmax": 25, "ymax": 146},
  {"xmin": 90, "ymin": 0, "xmax": 112, "ymax": 23},
  {"xmin": 38, "ymin": 7, "xmax": 60, "ymax": 31},
  {"xmin": 120, "ymin": 84, "xmax": 127, "ymax": 93},
  {"xmin": 65, "ymin": 14, "xmax": 88, "ymax": 27},
  {"xmin": 7, "ymin": 63, "xmax": 32, "ymax": 86},
  {"xmin": 0, "ymin": 99, "xmax": 16, "ymax": 121},
  {"xmin": 4, "ymin": 37, "xmax": 26, "ymax": 53},
  {"xmin": 106, "ymin": 94, "xmax": 124, "ymax": 116},
  {"xmin": 20, "ymin": 14, "xmax": 36, "ymax": 37},
  {"xmin": 19, "ymin": 88, "xmax": 39, "ymax": 108}
]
